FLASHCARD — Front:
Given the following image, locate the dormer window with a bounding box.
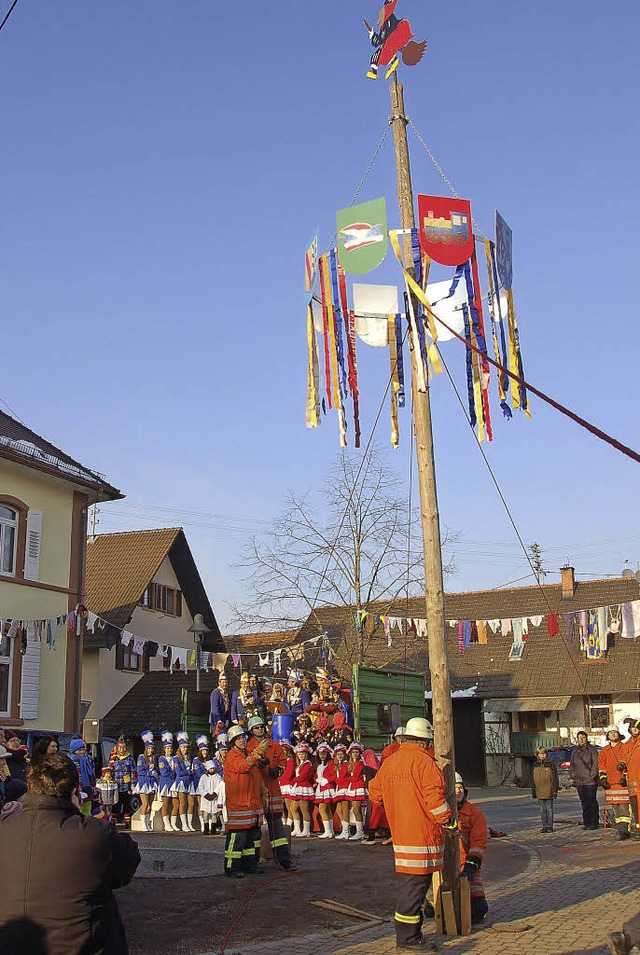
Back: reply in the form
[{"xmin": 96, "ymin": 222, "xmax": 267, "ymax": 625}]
[{"xmin": 139, "ymin": 583, "xmax": 182, "ymax": 617}]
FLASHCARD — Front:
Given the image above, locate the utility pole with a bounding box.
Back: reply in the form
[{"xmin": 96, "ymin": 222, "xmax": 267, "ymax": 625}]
[{"xmin": 389, "ymin": 74, "xmax": 460, "ymax": 908}]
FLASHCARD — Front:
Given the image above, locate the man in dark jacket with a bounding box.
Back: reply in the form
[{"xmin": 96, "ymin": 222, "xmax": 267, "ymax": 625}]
[
  {"xmin": 570, "ymin": 730, "xmax": 600, "ymax": 830},
  {"xmin": 0, "ymin": 753, "xmax": 140, "ymax": 955}
]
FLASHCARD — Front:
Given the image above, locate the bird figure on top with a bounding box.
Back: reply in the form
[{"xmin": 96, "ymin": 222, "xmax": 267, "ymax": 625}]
[{"xmin": 365, "ymin": 0, "xmax": 427, "ymax": 81}]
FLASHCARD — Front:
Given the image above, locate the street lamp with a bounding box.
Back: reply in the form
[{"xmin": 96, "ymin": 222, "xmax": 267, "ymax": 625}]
[{"xmin": 188, "ymin": 613, "xmax": 210, "ymax": 692}]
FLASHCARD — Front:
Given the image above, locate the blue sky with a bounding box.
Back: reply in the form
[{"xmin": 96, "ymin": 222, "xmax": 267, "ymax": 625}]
[{"xmin": 2, "ymin": 1, "xmax": 640, "ymax": 632}]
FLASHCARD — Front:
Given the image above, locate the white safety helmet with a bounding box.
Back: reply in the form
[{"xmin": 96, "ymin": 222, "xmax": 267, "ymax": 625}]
[
  {"xmin": 605, "ymin": 724, "xmax": 622, "ymax": 740},
  {"xmin": 455, "ymin": 772, "xmax": 464, "ymax": 786},
  {"xmin": 404, "ymin": 717, "xmax": 434, "ymax": 740},
  {"xmin": 394, "ymin": 725, "xmax": 406, "ymax": 738},
  {"xmin": 228, "ymin": 725, "xmax": 246, "ymax": 744}
]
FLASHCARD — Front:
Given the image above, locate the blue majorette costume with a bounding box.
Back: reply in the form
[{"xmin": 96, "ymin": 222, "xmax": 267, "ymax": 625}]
[
  {"xmin": 192, "ymin": 734, "xmax": 210, "ymax": 789},
  {"xmin": 135, "ymin": 731, "xmax": 159, "ymax": 795},
  {"xmin": 284, "ymin": 670, "xmax": 311, "ymax": 718},
  {"xmin": 109, "ymin": 734, "xmax": 137, "ymax": 827},
  {"xmin": 174, "ymin": 730, "xmax": 196, "ymax": 832},
  {"xmin": 158, "ymin": 730, "xmax": 179, "ymax": 832},
  {"xmin": 135, "ymin": 730, "xmax": 159, "ymax": 832}
]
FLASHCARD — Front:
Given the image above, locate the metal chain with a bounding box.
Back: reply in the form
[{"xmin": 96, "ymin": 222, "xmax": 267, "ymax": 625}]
[
  {"xmin": 408, "ymin": 120, "xmax": 487, "ymax": 239},
  {"xmin": 349, "ymin": 121, "xmax": 392, "ymax": 207}
]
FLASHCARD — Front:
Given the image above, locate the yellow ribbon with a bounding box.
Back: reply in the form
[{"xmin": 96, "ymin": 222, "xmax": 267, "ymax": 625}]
[
  {"xmin": 305, "ymin": 304, "xmax": 321, "ymax": 429},
  {"xmin": 483, "ymin": 239, "xmax": 507, "ymax": 403},
  {"xmin": 322, "ymin": 254, "xmax": 342, "ymax": 412},
  {"xmin": 389, "ymin": 230, "xmax": 442, "ymax": 374}
]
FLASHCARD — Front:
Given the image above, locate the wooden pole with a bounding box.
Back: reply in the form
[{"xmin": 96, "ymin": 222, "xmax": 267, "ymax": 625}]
[{"xmin": 388, "ymin": 74, "xmax": 460, "ymax": 920}]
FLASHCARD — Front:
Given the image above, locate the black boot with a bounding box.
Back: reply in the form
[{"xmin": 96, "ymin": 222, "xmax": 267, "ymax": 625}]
[{"xmin": 203, "ymin": 822, "xmax": 210, "ymax": 836}]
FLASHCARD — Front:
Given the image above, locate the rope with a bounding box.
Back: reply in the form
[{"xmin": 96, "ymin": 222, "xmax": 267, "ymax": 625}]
[
  {"xmin": 436, "ymin": 343, "xmax": 600, "ymax": 704},
  {"xmin": 218, "ymin": 868, "xmax": 310, "ymax": 955}
]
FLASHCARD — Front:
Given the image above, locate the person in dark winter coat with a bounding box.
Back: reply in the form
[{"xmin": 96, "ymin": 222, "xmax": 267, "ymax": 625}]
[
  {"xmin": 4, "ymin": 732, "xmax": 28, "ymax": 783},
  {"xmin": 532, "ymin": 747, "xmax": 559, "ymax": 832},
  {"xmin": 570, "ymin": 730, "xmax": 600, "ymax": 830},
  {"xmin": 0, "ymin": 753, "xmax": 140, "ymax": 955}
]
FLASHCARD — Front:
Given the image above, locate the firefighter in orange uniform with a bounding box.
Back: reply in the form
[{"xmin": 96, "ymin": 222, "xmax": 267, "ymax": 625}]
[
  {"xmin": 246, "ymin": 715, "xmax": 296, "ymax": 870},
  {"xmin": 369, "ymin": 717, "xmax": 452, "ymax": 950},
  {"xmin": 598, "ymin": 724, "xmax": 632, "ymax": 840},
  {"xmin": 455, "ymin": 773, "xmax": 489, "ymax": 923},
  {"xmin": 381, "ymin": 725, "xmax": 404, "ymax": 763},
  {"xmin": 621, "ymin": 717, "xmax": 640, "ymax": 832},
  {"xmin": 223, "ymin": 724, "xmax": 267, "ymax": 879}
]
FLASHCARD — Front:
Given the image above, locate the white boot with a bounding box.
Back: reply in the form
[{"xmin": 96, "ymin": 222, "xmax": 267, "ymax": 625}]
[
  {"xmin": 180, "ymin": 814, "xmax": 190, "ymax": 832},
  {"xmin": 335, "ymin": 822, "xmax": 350, "ymax": 840},
  {"xmin": 301, "ymin": 820, "xmax": 312, "ymax": 838},
  {"xmin": 186, "ymin": 815, "xmax": 196, "ymax": 832},
  {"xmin": 291, "ymin": 819, "xmax": 302, "ymax": 837},
  {"xmin": 144, "ymin": 814, "xmax": 152, "ymax": 832},
  {"xmin": 162, "ymin": 815, "xmax": 172, "ymax": 832},
  {"xmin": 285, "ymin": 818, "xmax": 293, "ymax": 829},
  {"xmin": 170, "ymin": 816, "xmax": 180, "ymax": 831},
  {"xmin": 349, "ymin": 821, "xmax": 365, "ymax": 841},
  {"xmin": 318, "ymin": 819, "xmax": 334, "ymax": 839}
]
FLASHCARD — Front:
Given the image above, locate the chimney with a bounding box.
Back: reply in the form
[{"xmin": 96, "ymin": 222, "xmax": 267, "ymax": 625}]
[{"xmin": 561, "ymin": 565, "xmax": 576, "ymax": 598}]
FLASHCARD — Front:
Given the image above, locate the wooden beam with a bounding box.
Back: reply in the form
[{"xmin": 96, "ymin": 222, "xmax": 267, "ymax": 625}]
[
  {"xmin": 442, "ymin": 890, "xmax": 458, "ymax": 936},
  {"xmin": 432, "ymin": 870, "xmax": 444, "ymax": 935},
  {"xmin": 460, "ymin": 877, "xmax": 472, "ymax": 935}
]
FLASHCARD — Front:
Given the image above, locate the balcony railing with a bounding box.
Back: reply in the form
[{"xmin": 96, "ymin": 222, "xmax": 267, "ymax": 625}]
[{"xmin": 511, "ymin": 732, "xmax": 560, "ymax": 755}]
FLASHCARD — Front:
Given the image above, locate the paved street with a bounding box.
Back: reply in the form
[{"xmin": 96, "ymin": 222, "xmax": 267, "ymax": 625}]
[{"xmin": 214, "ymin": 788, "xmax": 640, "ymax": 955}]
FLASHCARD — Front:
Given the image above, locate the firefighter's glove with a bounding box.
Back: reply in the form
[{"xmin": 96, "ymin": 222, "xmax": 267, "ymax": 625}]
[
  {"xmin": 268, "ymin": 767, "xmax": 283, "ymax": 779},
  {"xmin": 462, "ymin": 859, "xmax": 479, "ymax": 880},
  {"xmin": 601, "ymin": 779, "xmax": 610, "ymax": 790},
  {"xmin": 617, "ymin": 762, "xmax": 628, "ymax": 773},
  {"xmin": 442, "ymin": 819, "xmax": 459, "ymax": 833},
  {"xmin": 257, "ymin": 757, "xmax": 270, "ymax": 769}
]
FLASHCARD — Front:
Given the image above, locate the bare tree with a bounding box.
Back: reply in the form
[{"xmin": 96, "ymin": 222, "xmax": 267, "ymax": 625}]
[{"xmin": 229, "ymin": 447, "xmax": 456, "ymax": 665}]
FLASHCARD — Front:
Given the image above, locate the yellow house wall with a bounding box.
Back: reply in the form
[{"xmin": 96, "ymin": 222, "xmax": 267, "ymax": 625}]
[{"xmin": 0, "ymin": 459, "xmax": 76, "ymax": 730}]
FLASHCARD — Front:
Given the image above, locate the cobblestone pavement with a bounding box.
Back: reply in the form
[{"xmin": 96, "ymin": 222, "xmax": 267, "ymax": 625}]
[{"xmin": 217, "ymin": 790, "xmax": 640, "ymax": 955}]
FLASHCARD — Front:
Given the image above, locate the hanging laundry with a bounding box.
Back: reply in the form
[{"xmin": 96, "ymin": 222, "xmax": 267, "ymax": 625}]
[
  {"xmin": 565, "ymin": 613, "xmax": 576, "ymax": 645},
  {"xmin": 121, "ymin": 631, "xmax": 133, "ymax": 648},
  {"xmin": 388, "ymin": 616, "xmax": 403, "ymax": 633},
  {"xmin": 501, "ymin": 619, "xmax": 512, "ymax": 637},
  {"xmin": 469, "ymin": 622, "xmax": 478, "ymax": 644},
  {"xmin": 272, "ymin": 649, "xmax": 282, "ymax": 675},
  {"xmin": 86, "ymin": 612, "xmax": 98, "ymax": 633},
  {"xmin": 189, "ymin": 649, "xmax": 197, "ymax": 666},
  {"xmin": 67, "ymin": 611, "xmax": 76, "ymax": 632},
  {"xmin": 414, "ymin": 618, "xmax": 427, "ymax": 638},
  {"xmin": 586, "ymin": 611, "xmax": 605, "ymax": 660},
  {"xmin": 528, "ymin": 615, "xmax": 544, "ymax": 628},
  {"xmin": 457, "ymin": 622, "xmax": 465, "ymax": 654},
  {"xmin": 511, "ymin": 618, "xmax": 525, "ymax": 643},
  {"xmin": 258, "ymin": 652, "xmax": 271, "ymax": 668},
  {"xmin": 579, "ymin": 611, "xmax": 589, "ymax": 651},
  {"xmin": 172, "ymin": 648, "xmax": 188, "ymax": 672},
  {"xmin": 608, "ymin": 606, "xmax": 621, "ymax": 635},
  {"xmin": 463, "ymin": 621, "xmax": 471, "ymax": 650},
  {"xmin": 46, "ymin": 618, "xmax": 57, "ymax": 650},
  {"xmin": 476, "ymin": 620, "xmax": 488, "ymax": 645},
  {"xmin": 487, "ymin": 619, "xmax": 501, "ymax": 634},
  {"xmin": 621, "ymin": 601, "xmax": 640, "ymax": 639},
  {"xmin": 146, "ymin": 641, "xmax": 159, "ymax": 658},
  {"xmin": 132, "ymin": 636, "xmax": 146, "ymax": 656},
  {"xmin": 546, "ymin": 614, "xmax": 560, "ymax": 638},
  {"xmin": 211, "ymin": 652, "xmax": 229, "ymax": 671},
  {"xmin": 231, "ymin": 653, "xmax": 241, "ymax": 667}
]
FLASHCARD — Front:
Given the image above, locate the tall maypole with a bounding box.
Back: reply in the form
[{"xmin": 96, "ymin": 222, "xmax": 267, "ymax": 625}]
[{"xmin": 388, "ymin": 72, "xmax": 461, "ymax": 920}]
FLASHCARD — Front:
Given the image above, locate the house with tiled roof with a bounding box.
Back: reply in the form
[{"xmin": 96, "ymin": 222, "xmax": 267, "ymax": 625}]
[
  {"xmin": 81, "ymin": 527, "xmax": 225, "ymax": 723},
  {"xmin": 296, "ymin": 567, "xmax": 640, "ymax": 786},
  {"xmin": 0, "ymin": 410, "xmax": 122, "ymax": 733}
]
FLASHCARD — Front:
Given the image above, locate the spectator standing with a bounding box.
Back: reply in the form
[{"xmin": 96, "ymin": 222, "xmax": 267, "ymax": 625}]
[
  {"xmin": 109, "ymin": 735, "xmax": 137, "ymax": 827},
  {"xmin": 210, "ymin": 672, "xmax": 231, "ymax": 732},
  {"xmin": 31, "ymin": 736, "xmax": 59, "ymax": 763},
  {"xmin": 0, "ymin": 753, "xmax": 140, "ymax": 955},
  {"xmin": 368, "ymin": 717, "xmax": 451, "ymax": 951},
  {"xmin": 570, "ymin": 730, "xmax": 600, "ymax": 830},
  {"xmin": 4, "ymin": 732, "xmax": 28, "ymax": 783},
  {"xmin": 532, "ymin": 747, "xmax": 559, "ymax": 832}
]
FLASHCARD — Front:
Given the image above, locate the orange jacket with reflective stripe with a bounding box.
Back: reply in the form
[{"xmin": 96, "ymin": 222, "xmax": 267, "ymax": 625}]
[
  {"xmin": 457, "ymin": 799, "xmax": 487, "ymax": 867},
  {"xmin": 598, "ymin": 741, "xmax": 628, "ymax": 788},
  {"xmin": 247, "ymin": 737, "xmax": 287, "ymax": 812},
  {"xmin": 224, "ymin": 746, "xmax": 263, "ymax": 829},
  {"xmin": 622, "ymin": 735, "xmax": 640, "ymax": 794},
  {"xmin": 368, "ymin": 742, "xmax": 450, "ymax": 876}
]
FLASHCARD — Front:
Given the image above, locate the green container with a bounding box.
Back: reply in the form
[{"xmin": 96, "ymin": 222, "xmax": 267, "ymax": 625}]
[{"xmin": 352, "ymin": 665, "xmax": 426, "ymax": 752}]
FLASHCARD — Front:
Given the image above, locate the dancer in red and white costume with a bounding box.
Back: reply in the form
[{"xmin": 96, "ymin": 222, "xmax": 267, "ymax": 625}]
[
  {"xmin": 346, "ymin": 741, "xmax": 367, "ymax": 841},
  {"xmin": 290, "ymin": 742, "xmax": 315, "ymax": 838},
  {"xmin": 314, "ymin": 743, "xmax": 337, "ymax": 839},
  {"xmin": 279, "ymin": 739, "xmax": 296, "ymax": 828},
  {"xmin": 333, "ymin": 743, "xmax": 351, "ymax": 840}
]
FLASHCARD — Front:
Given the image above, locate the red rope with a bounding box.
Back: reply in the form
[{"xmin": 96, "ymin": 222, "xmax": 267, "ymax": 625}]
[{"xmin": 219, "ymin": 868, "xmax": 310, "ymax": 955}]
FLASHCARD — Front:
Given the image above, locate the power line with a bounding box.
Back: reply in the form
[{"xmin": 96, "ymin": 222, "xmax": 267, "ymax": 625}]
[{"xmin": 0, "ymin": 0, "xmax": 19, "ymax": 35}]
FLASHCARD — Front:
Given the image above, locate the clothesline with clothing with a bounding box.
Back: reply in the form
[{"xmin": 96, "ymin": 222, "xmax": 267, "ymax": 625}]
[{"xmin": 356, "ymin": 599, "xmax": 640, "ymax": 661}]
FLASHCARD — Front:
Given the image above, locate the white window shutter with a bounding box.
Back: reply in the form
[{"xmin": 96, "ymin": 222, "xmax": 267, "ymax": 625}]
[
  {"xmin": 20, "ymin": 637, "xmax": 41, "ymax": 719},
  {"xmin": 23, "ymin": 510, "xmax": 42, "ymax": 581}
]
